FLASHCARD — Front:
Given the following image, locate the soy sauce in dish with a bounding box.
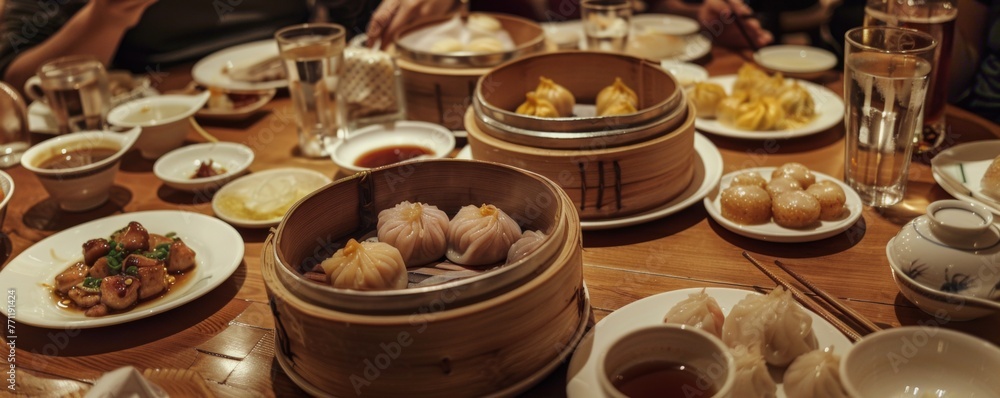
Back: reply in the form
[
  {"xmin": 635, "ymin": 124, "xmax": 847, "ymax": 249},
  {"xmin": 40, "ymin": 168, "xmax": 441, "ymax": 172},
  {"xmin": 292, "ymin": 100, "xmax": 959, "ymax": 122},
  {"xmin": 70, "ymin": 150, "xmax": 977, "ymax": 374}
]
[
  {"xmin": 354, "ymin": 145, "xmax": 433, "ymax": 168},
  {"xmin": 611, "ymin": 361, "xmax": 717, "ymax": 398},
  {"xmin": 38, "ymin": 147, "xmax": 119, "ymax": 170}
]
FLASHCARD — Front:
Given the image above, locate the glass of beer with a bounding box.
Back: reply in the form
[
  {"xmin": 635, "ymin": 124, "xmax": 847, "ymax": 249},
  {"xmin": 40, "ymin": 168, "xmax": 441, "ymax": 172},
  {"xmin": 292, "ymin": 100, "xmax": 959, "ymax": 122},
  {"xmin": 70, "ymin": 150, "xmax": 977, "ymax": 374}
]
[
  {"xmin": 582, "ymin": 0, "xmax": 632, "ymax": 52},
  {"xmin": 275, "ymin": 23, "xmax": 346, "ymax": 158},
  {"xmin": 864, "ymin": 0, "xmax": 957, "ymax": 154},
  {"xmin": 24, "ymin": 55, "xmax": 112, "ymax": 135},
  {"xmin": 844, "ymin": 27, "xmax": 936, "ymax": 207}
]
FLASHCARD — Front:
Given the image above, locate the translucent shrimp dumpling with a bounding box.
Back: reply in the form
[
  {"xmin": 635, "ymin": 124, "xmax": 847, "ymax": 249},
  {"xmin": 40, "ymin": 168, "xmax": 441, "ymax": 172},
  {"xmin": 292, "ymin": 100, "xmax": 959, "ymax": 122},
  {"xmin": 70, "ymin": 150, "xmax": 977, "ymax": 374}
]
[
  {"xmin": 596, "ymin": 77, "xmax": 638, "ymax": 115},
  {"xmin": 377, "ymin": 201, "xmax": 450, "ymax": 267},
  {"xmin": 430, "ymin": 37, "xmax": 463, "ymax": 53},
  {"xmin": 516, "ymin": 92, "xmax": 560, "ymax": 118},
  {"xmin": 320, "ymin": 239, "xmax": 408, "ymax": 291},
  {"xmin": 784, "ymin": 347, "xmax": 848, "ymax": 398},
  {"xmin": 447, "ymin": 204, "xmax": 522, "ymax": 266},
  {"xmin": 722, "ymin": 287, "xmax": 819, "ymax": 367},
  {"xmin": 730, "ymin": 345, "xmax": 777, "ymax": 398},
  {"xmin": 505, "ymin": 230, "xmax": 548, "ymax": 265},
  {"xmin": 689, "ymin": 82, "xmax": 727, "ymax": 118},
  {"xmin": 662, "ymin": 288, "xmax": 726, "ymax": 338}
]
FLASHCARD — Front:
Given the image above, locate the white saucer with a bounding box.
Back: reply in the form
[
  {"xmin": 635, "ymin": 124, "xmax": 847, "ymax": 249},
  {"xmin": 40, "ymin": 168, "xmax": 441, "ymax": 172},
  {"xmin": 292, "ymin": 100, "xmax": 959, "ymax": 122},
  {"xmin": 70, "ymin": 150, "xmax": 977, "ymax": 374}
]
[
  {"xmin": 192, "ymin": 40, "xmax": 286, "ymax": 91},
  {"xmin": 753, "ymin": 45, "xmax": 838, "ymax": 74},
  {"xmin": 930, "ymin": 140, "xmax": 1000, "ymax": 215},
  {"xmin": 703, "ymin": 167, "xmax": 863, "ymax": 242}
]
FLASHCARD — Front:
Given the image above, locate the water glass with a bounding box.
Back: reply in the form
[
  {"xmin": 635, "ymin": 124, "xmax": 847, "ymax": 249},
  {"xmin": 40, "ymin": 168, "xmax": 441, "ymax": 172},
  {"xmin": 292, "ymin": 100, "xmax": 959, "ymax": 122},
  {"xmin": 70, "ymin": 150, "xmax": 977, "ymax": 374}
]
[
  {"xmin": 275, "ymin": 23, "xmax": 346, "ymax": 158},
  {"xmin": 0, "ymin": 82, "xmax": 29, "ymax": 168},
  {"xmin": 581, "ymin": 0, "xmax": 632, "ymax": 52},
  {"xmin": 843, "ymin": 26, "xmax": 936, "ymax": 207},
  {"xmin": 23, "ymin": 55, "xmax": 112, "ymax": 135}
]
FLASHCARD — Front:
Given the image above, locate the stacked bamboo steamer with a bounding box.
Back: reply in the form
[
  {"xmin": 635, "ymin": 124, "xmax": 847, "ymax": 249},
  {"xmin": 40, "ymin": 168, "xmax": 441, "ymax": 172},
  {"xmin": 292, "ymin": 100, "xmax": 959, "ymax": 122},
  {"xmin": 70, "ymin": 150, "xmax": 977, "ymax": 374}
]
[
  {"xmin": 263, "ymin": 159, "xmax": 589, "ymax": 397},
  {"xmin": 466, "ymin": 51, "xmax": 696, "ymax": 220},
  {"xmin": 393, "ymin": 14, "xmax": 546, "ymax": 130}
]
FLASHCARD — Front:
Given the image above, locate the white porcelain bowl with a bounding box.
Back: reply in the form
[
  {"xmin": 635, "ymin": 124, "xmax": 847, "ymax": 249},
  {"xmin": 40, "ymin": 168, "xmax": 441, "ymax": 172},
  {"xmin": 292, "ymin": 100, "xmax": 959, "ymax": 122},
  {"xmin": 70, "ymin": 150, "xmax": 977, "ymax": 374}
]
[
  {"xmin": 328, "ymin": 121, "xmax": 455, "ymax": 174},
  {"xmin": 107, "ymin": 92, "xmax": 210, "ymax": 159},
  {"xmin": 841, "ymin": 327, "xmax": 1000, "ymax": 397},
  {"xmin": 20, "ymin": 128, "xmax": 140, "ymax": 212},
  {"xmin": 153, "ymin": 142, "xmax": 254, "ymax": 192},
  {"xmin": 0, "ymin": 170, "xmax": 14, "ymax": 229}
]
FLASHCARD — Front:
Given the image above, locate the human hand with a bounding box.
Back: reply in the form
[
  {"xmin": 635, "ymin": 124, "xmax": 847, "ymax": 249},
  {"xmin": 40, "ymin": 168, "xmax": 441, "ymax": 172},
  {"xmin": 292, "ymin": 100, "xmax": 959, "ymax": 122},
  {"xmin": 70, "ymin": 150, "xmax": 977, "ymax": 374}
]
[
  {"xmin": 90, "ymin": 0, "xmax": 159, "ymax": 28},
  {"xmin": 698, "ymin": 0, "xmax": 773, "ymax": 49},
  {"xmin": 366, "ymin": 0, "xmax": 456, "ymax": 48}
]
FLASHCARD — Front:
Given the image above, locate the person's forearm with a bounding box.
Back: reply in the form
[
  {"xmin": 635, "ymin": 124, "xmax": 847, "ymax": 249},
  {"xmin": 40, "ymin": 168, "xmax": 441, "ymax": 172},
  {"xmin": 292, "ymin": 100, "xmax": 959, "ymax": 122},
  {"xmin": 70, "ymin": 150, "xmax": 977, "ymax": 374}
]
[{"xmin": 4, "ymin": 3, "xmax": 132, "ymax": 90}]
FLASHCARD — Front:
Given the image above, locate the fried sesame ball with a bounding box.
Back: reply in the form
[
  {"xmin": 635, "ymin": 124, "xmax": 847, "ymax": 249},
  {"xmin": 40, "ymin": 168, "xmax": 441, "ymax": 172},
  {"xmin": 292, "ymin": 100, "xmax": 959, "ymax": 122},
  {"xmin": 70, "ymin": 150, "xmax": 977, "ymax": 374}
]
[
  {"xmin": 772, "ymin": 162, "xmax": 816, "ymax": 188},
  {"xmin": 766, "ymin": 176, "xmax": 803, "ymax": 198},
  {"xmin": 720, "ymin": 185, "xmax": 772, "ymax": 224},
  {"xmin": 729, "ymin": 171, "xmax": 768, "ymax": 189},
  {"xmin": 806, "ymin": 180, "xmax": 847, "ymax": 220},
  {"xmin": 772, "ymin": 191, "xmax": 821, "ymax": 228}
]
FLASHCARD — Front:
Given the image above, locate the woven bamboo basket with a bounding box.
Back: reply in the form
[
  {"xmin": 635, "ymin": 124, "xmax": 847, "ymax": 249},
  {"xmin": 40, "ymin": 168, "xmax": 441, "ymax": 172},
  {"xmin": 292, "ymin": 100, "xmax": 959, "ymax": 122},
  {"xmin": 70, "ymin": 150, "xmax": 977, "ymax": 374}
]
[
  {"xmin": 263, "ymin": 159, "xmax": 589, "ymax": 397},
  {"xmin": 394, "ymin": 14, "xmax": 546, "ymax": 129}
]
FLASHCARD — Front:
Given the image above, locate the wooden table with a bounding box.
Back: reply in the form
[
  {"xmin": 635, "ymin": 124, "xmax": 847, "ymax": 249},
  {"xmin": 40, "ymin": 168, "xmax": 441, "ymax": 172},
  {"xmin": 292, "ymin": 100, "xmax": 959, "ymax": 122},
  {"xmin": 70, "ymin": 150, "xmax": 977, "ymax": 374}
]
[{"xmin": 4, "ymin": 45, "xmax": 1000, "ymax": 397}]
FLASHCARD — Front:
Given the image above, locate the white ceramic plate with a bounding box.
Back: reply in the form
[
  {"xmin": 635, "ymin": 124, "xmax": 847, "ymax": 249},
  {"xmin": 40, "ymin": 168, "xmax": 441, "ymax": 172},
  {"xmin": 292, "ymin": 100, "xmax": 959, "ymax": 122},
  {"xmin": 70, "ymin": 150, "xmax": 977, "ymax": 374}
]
[
  {"xmin": 753, "ymin": 45, "xmax": 838, "ymax": 74},
  {"xmin": 566, "ymin": 287, "xmax": 854, "ymax": 398},
  {"xmin": 541, "ymin": 16, "xmax": 711, "ymax": 62},
  {"xmin": 456, "ymin": 134, "xmax": 723, "ymax": 230},
  {"xmin": 704, "ymin": 167, "xmax": 863, "ymax": 242},
  {"xmin": 0, "ymin": 211, "xmax": 244, "ymax": 329},
  {"xmin": 329, "ymin": 121, "xmax": 456, "ymax": 174},
  {"xmin": 695, "ymin": 75, "xmax": 845, "ymax": 140},
  {"xmin": 153, "ymin": 142, "xmax": 255, "ymax": 192},
  {"xmin": 192, "ymin": 40, "xmax": 286, "ymax": 91},
  {"xmin": 660, "ymin": 60, "xmax": 709, "ymax": 86},
  {"xmin": 930, "ymin": 140, "xmax": 1000, "ymax": 215},
  {"xmin": 212, "ymin": 167, "xmax": 332, "ymax": 229}
]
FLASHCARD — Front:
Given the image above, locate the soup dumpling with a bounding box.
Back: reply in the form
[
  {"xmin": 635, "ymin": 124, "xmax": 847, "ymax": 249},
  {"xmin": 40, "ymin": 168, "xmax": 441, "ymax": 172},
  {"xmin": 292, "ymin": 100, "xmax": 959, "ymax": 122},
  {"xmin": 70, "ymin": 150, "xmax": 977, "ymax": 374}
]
[
  {"xmin": 534, "ymin": 76, "xmax": 575, "ymax": 117},
  {"xmin": 466, "ymin": 37, "xmax": 504, "ymax": 53},
  {"xmin": 377, "ymin": 201, "xmax": 449, "ymax": 267},
  {"xmin": 596, "ymin": 77, "xmax": 637, "ymax": 115},
  {"xmin": 447, "ymin": 204, "xmax": 522, "ymax": 266},
  {"xmin": 320, "ymin": 239, "xmax": 408, "ymax": 291},
  {"xmin": 516, "ymin": 92, "xmax": 560, "ymax": 118}
]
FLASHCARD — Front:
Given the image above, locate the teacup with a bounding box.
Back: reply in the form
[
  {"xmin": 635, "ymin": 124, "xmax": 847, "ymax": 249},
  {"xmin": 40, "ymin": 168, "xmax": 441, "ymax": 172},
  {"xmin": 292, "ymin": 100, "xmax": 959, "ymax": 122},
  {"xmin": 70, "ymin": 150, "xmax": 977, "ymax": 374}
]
[
  {"xmin": 107, "ymin": 92, "xmax": 210, "ymax": 159},
  {"xmin": 20, "ymin": 128, "xmax": 140, "ymax": 212},
  {"xmin": 23, "ymin": 55, "xmax": 112, "ymax": 135}
]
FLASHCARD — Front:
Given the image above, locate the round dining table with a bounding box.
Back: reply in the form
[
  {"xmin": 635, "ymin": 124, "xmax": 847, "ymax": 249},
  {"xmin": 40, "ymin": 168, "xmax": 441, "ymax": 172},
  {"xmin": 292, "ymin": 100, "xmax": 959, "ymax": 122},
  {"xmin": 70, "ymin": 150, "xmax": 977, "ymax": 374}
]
[{"xmin": 5, "ymin": 41, "xmax": 1000, "ymax": 397}]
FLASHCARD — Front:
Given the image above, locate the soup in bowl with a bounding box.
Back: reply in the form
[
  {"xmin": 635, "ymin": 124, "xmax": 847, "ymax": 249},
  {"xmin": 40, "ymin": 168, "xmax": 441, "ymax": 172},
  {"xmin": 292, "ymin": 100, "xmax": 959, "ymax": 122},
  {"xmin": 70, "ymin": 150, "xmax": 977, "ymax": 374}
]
[{"xmin": 107, "ymin": 92, "xmax": 209, "ymax": 159}]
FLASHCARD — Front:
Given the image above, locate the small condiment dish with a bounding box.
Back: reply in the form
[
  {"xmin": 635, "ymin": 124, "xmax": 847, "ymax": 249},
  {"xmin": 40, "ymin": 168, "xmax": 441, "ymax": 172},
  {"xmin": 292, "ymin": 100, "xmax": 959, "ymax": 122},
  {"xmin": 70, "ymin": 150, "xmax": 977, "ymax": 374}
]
[
  {"xmin": 212, "ymin": 167, "xmax": 331, "ymax": 228},
  {"xmin": 0, "ymin": 170, "xmax": 15, "ymax": 229},
  {"xmin": 886, "ymin": 199, "xmax": 1000, "ymax": 321},
  {"xmin": 841, "ymin": 327, "xmax": 1000, "ymax": 397},
  {"xmin": 172, "ymin": 83, "xmax": 276, "ymax": 121},
  {"xmin": 107, "ymin": 92, "xmax": 210, "ymax": 159},
  {"xmin": 328, "ymin": 121, "xmax": 455, "ymax": 174},
  {"xmin": 753, "ymin": 45, "xmax": 837, "ymax": 78},
  {"xmin": 20, "ymin": 128, "xmax": 140, "ymax": 212},
  {"xmin": 153, "ymin": 142, "xmax": 254, "ymax": 192}
]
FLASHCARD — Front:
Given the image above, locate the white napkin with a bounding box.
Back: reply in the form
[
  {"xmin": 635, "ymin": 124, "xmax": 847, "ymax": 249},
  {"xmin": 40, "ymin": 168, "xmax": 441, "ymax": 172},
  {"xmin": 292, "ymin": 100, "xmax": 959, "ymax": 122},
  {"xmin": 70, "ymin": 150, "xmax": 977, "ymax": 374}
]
[{"xmin": 84, "ymin": 366, "xmax": 168, "ymax": 398}]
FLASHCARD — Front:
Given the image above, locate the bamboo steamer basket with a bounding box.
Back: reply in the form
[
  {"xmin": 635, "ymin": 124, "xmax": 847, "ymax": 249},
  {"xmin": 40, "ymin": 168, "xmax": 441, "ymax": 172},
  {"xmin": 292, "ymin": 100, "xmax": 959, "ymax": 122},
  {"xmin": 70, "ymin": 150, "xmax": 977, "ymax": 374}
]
[
  {"xmin": 394, "ymin": 14, "xmax": 545, "ymax": 129},
  {"xmin": 263, "ymin": 159, "xmax": 589, "ymax": 397}
]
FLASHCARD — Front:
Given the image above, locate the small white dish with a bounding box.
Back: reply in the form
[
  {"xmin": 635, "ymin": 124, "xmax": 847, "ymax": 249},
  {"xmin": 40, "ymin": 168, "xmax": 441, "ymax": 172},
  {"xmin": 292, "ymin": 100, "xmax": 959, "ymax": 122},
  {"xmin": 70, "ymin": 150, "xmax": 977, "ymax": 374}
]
[
  {"xmin": 841, "ymin": 327, "xmax": 1000, "ymax": 397},
  {"xmin": 931, "ymin": 140, "xmax": 1000, "ymax": 215},
  {"xmin": 694, "ymin": 75, "xmax": 845, "ymax": 140},
  {"xmin": 565, "ymin": 287, "xmax": 853, "ymax": 398},
  {"xmin": 192, "ymin": 40, "xmax": 286, "ymax": 91},
  {"xmin": 329, "ymin": 121, "xmax": 456, "ymax": 174},
  {"xmin": 0, "ymin": 210, "xmax": 244, "ymax": 328},
  {"xmin": 212, "ymin": 167, "xmax": 331, "ymax": 228},
  {"xmin": 660, "ymin": 60, "xmax": 709, "ymax": 86},
  {"xmin": 0, "ymin": 170, "xmax": 15, "ymax": 229},
  {"xmin": 703, "ymin": 167, "xmax": 863, "ymax": 242},
  {"xmin": 631, "ymin": 14, "xmax": 700, "ymax": 36},
  {"xmin": 107, "ymin": 92, "xmax": 210, "ymax": 159},
  {"xmin": 153, "ymin": 142, "xmax": 254, "ymax": 192},
  {"xmin": 172, "ymin": 83, "xmax": 277, "ymax": 121},
  {"xmin": 753, "ymin": 45, "xmax": 838, "ymax": 74}
]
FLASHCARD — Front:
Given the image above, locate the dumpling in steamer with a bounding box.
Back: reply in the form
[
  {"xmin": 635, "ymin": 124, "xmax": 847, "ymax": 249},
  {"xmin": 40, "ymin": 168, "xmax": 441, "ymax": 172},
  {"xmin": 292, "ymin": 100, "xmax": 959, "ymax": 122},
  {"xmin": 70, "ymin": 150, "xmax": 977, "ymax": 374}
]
[
  {"xmin": 596, "ymin": 77, "xmax": 638, "ymax": 116},
  {"xmin": 662, "ymin": 288, "xmax": 725, "ymax": 338},
  {"xmin": 429, "ymin": 37, "xmax": 463, "ymax": 53},
  {"xmin": 505, "ymin": 230, "xmax": 548, "ymax": 265},
  {"xmin": 447, "ymin": 204, "xmax": 522, "ymax": 266},
  {"xmin": 467, "ymin": 13, "xmax": 502, "ymax": 33},
  {"xmin": 320, "ymin": 239, "xmax": 408, "ymax": 291},
  {"xmin": 516, "ymin": 92, "xmax": 560, "ymax": 118},
  {"xmin": 465, "ymin": 37, "xmax": 504, "ymax": 53},
  {"xmin": 722, "ymin": 287, "xmax": 819, "ymax": 367},
  {"xmin": 533, "ymin": 77, "xmax": 575, "ymax": 117},
  {"xmin": 597, "ymin": 99, "xmax": 637, "ymax": 116},
  {"xmin": 783, "ymin": 347, "xmax": 848, "ymax": 398},
  {"xmin": 730, "ymin": 345, "xmax": 777, "ymax": 398},
  {"xmin": 377, "ymin": 201, "xmax": 449, "ymax": 267}
]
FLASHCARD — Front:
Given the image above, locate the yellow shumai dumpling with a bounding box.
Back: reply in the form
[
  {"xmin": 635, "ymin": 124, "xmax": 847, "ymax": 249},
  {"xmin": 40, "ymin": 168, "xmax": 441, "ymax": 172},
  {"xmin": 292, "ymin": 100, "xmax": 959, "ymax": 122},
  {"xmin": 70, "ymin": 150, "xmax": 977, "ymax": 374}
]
[
  {"xmin": 777, "ymin": 81, "xmax": 816, "ymax": 127},
  {"xmin": 757, "ymin": 71, "xmax": 786, "ymax": 97},
  {"xmin": 733, "ymin": 64, "xmax": 770, "ymax": 93},
  {"xmin": 982, "ymin": 156, "xmax": 1000, "ymax": 200},
  {"xmin": 430, "ymin": 37, "xmax": 463, "ymax": 53},
  {"xmin": 534, "ymin": 76, "xmax": 575, "ymax": 117},
  {"xmin": 596, "ymin": 77, "xmax": 638, "ymax": 115},
  {"xmin": 516, "ymin": 92, "xmax": 560, "ymax": 118},
  {"xmin": 689, "ymin": 82, "xmax": 727, "ymax": 118},
  {"xmin": 732, "ymin": 97, "xmax": 786, "ymax": 131},
  {"xmin": 598, "ymin": 99, "xmax": 638, "ymax": 116},
  {"xmin": 466, "ymin": 37, "xmax": 505, "ymax": 53},
  {"xmin": 320, "ymin": 239, "xmax": 408, "ymax": 291},
  {"xmin": 717, "ymin": 91, "xmax": 750, "ymax": 126}
]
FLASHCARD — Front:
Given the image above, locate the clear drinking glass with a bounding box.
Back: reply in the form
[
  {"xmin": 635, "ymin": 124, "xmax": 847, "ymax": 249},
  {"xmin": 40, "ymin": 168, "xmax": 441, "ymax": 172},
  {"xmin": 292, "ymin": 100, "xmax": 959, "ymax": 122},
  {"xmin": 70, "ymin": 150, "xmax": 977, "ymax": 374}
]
[
  {"xmin": 275, "ymin": 23, "xmax": 346, "ymax": 158},
  {"xmin": 581, "ymin": 0, "xmax": 632, "ymax": 52},
  {"xmin": 843, "ymin": 26, "xmax": 936, "ymax": 207},
  {"xmin": 0, "ymin": 82, "xmax": 30, "ymax": 168},
  {"xmin": 23, "ymin": 55, "xmax": 112, "ymax": 135},
  {"xmin": 864, "ymin": 0, "xmax": 957, "ymax": 154}
]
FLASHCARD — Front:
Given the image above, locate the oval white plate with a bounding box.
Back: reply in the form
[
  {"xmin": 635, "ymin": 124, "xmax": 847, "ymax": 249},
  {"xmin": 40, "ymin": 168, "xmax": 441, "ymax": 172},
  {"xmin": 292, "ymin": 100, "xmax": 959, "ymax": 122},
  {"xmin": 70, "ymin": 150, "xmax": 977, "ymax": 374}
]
[
  {"xmin": 212, "ymin": 167, "xmax": 332, "ymax": 229},
  {"xmin": 566, "ymin": 287, "xmax": 854, "ymax": 398},
  {"xmin": 753, "ymin": 45, "xmax": 838, "ymax": 74},
  {"xmin": 330, "ymin": 121, "xmax": 456, "ymax": 174},
  {"xmin": 704, "ymin": 167, "xmax": 863, "ymax": 242},
  {"xmin": 192, "ymin": 40, "xmax": 286, "ymax": 91},
  {"xmin": 695, "ymin": 75, "xmax": 845, "ymax": 140},
  {"xmin": 0, "ymin": 210, "xmax": 244, "ymax": 329},
  {"xmin": 154, "ymin": 142, "xmax": 255, "ymax": 192},
  {"xmin": 930, "ymin": 140, "xmax": 1000, "ymax": 215}
]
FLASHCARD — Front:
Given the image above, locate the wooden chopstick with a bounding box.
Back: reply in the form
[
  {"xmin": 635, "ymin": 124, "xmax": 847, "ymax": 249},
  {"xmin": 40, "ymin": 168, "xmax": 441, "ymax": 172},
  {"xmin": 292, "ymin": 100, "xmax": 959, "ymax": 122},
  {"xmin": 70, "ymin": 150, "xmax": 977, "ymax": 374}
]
[
  {"xmin": 741, "ymin": 252, "xmax": 862, "ymax": 342},
  {"xmin": 729, "ymin": 5, "xmax": 760, "ymax": 52},
  {"xmin": 774, "ymin": 260, "xmax": 882, "ymax": 334}
]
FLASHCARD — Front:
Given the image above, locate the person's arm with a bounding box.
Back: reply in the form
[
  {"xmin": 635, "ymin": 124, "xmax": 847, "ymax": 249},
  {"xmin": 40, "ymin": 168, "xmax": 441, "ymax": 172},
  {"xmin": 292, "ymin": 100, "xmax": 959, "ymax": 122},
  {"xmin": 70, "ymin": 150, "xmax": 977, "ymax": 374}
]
[
  {"xmin": 2, "ymin": 0, "xmax": 156, "ymax": 91},
  {"xmin": 366, "ymin": 0, "xmax": 456, "ymax": 48}
]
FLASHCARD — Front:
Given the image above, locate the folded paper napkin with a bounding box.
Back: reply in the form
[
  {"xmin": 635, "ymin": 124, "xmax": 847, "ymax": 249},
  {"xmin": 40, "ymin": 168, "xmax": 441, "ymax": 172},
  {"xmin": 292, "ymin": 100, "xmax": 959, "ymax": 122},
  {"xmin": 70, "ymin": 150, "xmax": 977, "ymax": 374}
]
[
  {"xmin": 84, "ymin": 366, "xmax": 168, "ymax": 398},
  {"xmin": 340, "ymin": 47, "xmax": 402, "ymax": 120}
]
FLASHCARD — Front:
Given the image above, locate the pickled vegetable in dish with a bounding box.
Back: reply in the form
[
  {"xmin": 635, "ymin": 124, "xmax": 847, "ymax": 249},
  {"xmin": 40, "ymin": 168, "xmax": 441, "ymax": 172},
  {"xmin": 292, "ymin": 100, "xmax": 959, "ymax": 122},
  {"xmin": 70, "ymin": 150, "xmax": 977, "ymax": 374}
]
[
  {"xmin": 533, "ymin": 76, "xmax": 575, "ymax": 117},
  {"xmin": 191, "ymin": 159, "xmax": 225, "ymax": 179},
  {"xmin": 51, "ymin": 221, "xmax": 196, "ymax": 317},
  {"xmin": 215, "ymin": 174, "xmax": 316, "ymax": 221},
  {"xmin": 515, "ymin": 92, "xmax": 560, "ymax": 118}
]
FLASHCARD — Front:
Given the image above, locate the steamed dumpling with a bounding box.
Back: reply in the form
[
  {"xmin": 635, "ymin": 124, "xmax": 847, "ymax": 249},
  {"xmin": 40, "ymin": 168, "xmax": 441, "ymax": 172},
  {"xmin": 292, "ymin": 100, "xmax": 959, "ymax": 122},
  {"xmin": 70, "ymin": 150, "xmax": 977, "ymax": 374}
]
[
  {"xmin": 534, "ymin": 76, "xmax": 575, "ymax": 117},
  {"xmin": 733, "ymin": 63, "xmax": 770, "ymax": 94},
  {"xmin": 505, "ymin": 230, "xmax": 548, "ymax": 265},
  {"xmin": 662, "ymin": 288, "xmax": 725, "ymax": 338},
  {"xmin": 732, "ymin": 97, "xmax": 786, "ymax": 131},
  {"xmin": 377, "ymin": 201, "xmax": 449, "ymax": 267},
  {"xmin": 730, "ymin": 345, "xmax": 778, "ymax": 398},
  {"xmin": 720, "ymin": 185, "xmax": 772, "ymax": 225},
  {"xmin": 722, "ymin": 287, "xmax": 819, "ymax": 367},
  {"xmin": 430, "ymin": 37, "xmax": 463, "ymax": 53},
  {"xmin": 689, "ymin": 82, "xmax": 727, "ymax": 118},
  {"xmin": 596, "ymin": 77, "xmax": 637, "ymax": 116},
  {"xmin": 319, "ymin": 239, "xmax": 408, "ymax": 291},
  {"xmin": 806, "ymin": 181, "xmax": 847, "ymax": 220},
  {"xmin": 771, "ymin": 162, "xmax": 816, "ymax": 188},
  {"xmin": 729, "ymin": 171, "xmax": 767, "ymax": 189},
  {"xmin": 784, "ymin": 347, "xmax": 848, "ymax": 398},
  {"xmin": 447, "ymin": 204, "xmax": 522, "ymax": 266},
  {"xmin": 468, "ymin": 13, "xmax": 502, "ymax": 33},
  {"xmin": 777, "ymin": 81, "xmax": 816, "ymax": 126},
  {"xmin": 717, "ymin": 90, "xmax": 749, "ymax": 126},
  {"xmin": 772, "ymin": 191, "xmax": 821, "ymax": 229},
  {"xmin": 466, "ymin": 37, "xmax": 504, "ymax": 53},
  {"xmin": 515, "ymin": 92, "xmax": 560, "ymax": 118},
  {"xmin": 597, "ymin": 99, "xmax": 637, "ymax": 116}
]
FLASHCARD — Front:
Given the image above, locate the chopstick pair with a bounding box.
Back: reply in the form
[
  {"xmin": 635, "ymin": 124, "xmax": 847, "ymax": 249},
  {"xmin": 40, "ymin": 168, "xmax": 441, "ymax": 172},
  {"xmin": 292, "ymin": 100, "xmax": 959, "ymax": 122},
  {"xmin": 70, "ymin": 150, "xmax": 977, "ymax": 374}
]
[{"xmin": 741, "ymin": 252, "xmax": 882, "ymax": 342}]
